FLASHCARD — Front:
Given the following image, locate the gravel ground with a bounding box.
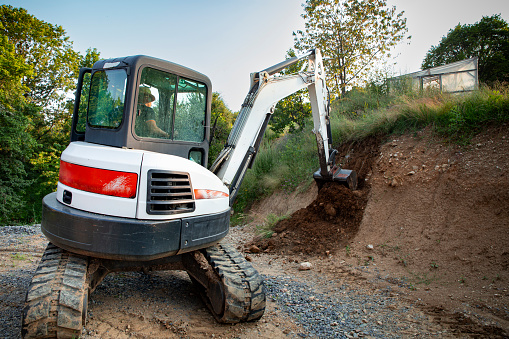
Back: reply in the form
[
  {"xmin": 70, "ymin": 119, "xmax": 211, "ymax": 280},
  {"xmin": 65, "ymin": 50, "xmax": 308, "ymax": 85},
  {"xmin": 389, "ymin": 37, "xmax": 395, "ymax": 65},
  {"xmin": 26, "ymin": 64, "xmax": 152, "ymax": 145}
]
[
  {"xmin": 1, "ymin": 224, "xmax": 453, "ymax": 338},
  {"xmin": 263, "ymin": 275, "xmax": 444, "ymax": 338},
  {"xmin": 0, "ymin": 225, "xmax": 44, "ymax": 339}
]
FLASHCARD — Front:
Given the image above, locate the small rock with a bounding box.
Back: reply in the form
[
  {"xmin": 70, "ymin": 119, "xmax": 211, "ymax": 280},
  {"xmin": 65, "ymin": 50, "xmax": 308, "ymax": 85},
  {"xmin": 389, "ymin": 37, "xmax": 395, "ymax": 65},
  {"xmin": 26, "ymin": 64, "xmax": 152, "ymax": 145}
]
[
  {"xmin": 298, "ymin": 262, "xmax": 312, "ymax": 271},
  {"xmin": 324, "ymin": 204, "xmax": 336, "ymax": 216},
  {"xmin": 249, "ymin": 245, "xmax": 260, "ymax": 253},
  {"xmin": 245, "ymin": 255, "xmax": 252, "ymax": 262},
  {"xmin": 366, "ymin": 244, "xmax": 374, "ymax": 250},
  {"xmin": 390, "ymin": 176, "xmax": 402, "ymax": 187},
  {"xmin": 407, "ymin": 171, "xmax": 415, "ymax": 176}
]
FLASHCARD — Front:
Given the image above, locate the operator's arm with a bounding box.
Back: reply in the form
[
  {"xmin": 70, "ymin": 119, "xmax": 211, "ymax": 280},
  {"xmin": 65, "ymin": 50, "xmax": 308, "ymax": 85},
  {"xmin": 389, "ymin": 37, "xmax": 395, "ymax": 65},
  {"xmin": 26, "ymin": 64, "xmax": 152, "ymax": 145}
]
[{"xmin": 145, "ymin": 120, "xmax": 169, "ymax": 138}]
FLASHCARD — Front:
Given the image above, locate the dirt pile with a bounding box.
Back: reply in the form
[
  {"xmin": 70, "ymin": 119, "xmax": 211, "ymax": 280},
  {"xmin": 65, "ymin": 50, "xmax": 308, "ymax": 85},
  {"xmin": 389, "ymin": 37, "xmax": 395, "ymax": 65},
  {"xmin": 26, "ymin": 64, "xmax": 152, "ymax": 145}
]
[
  {"xmin": 249, "ymin": 136, "xmax": 382, "ymax": 255},
  {"xmin": 247, "ymin": 124, "xmax": 509, "ymax": 336},
  {"xmin": 347, "ymin": 126, "xmax": 509, "ymax": 333},
  {"xmin": 252, "ymin": 183, "xmax": 367, "ymax": 255}
]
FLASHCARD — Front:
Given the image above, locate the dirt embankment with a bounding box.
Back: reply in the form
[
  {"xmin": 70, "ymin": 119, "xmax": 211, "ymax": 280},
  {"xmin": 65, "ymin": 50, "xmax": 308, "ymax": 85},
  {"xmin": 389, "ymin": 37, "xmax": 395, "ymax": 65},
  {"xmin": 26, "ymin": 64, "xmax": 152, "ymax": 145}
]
[{"xmin": 249, "ymin": 125, "xmax": 509, "ymax": 337}]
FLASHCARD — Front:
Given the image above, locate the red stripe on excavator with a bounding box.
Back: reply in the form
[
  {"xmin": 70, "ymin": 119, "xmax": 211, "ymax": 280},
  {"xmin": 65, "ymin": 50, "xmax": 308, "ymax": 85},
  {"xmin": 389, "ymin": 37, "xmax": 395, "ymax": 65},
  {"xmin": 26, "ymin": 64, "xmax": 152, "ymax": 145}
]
[{"xmin": 59, "ymin": 161, "xmax": 138, "ymax": 198}]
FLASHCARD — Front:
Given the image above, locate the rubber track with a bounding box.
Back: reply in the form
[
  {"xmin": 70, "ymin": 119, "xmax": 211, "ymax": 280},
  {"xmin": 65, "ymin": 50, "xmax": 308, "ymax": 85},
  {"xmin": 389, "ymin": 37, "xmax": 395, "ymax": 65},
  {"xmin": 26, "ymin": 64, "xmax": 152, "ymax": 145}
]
[
  {"xmin": 203, "ymin": 243, "xmax": 266, "ymax": 323},
  {"xmin": 22, "ymin": 243, "xmax": 89, "ymax": 339}
]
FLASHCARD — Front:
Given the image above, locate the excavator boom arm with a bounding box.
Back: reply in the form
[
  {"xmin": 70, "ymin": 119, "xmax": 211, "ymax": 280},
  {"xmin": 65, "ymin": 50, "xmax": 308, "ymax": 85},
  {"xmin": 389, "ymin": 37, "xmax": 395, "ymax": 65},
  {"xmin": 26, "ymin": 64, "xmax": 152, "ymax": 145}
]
[{"xmin": 211, "ymin": 49, "xmax": 354, "ymax": 205}]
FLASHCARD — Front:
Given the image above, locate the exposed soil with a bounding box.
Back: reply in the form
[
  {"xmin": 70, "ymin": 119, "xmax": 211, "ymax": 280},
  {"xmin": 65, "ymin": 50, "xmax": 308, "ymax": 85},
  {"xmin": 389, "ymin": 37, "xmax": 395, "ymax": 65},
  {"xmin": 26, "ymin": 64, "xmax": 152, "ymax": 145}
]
[
  {"xmin": 1, "ymin": 124, "xmax": 508, "ymax": 338},
  {"xmin": 248, "ymin": 124, "xmax": 509, "ymax": 337},
  {"xmin": 252, "ymin": 183, "xmax": 367, "ymax": 255},
  {"xmin": 249, "ymin": 135, "xmax": 382, "ymax": 255}
]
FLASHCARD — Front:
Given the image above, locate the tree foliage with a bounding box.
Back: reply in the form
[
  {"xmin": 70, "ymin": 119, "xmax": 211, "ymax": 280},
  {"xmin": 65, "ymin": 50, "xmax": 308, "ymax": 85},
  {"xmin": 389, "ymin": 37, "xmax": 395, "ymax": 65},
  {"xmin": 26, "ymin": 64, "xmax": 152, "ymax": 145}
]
[
  {"xmin": 422, "ymin": 15, "xmax": 509, "ymax": 84},
  {"xmin": 0, "ymin": 5, "xmax": 100, "ymax": 224},
  {"xmin": 0, "ymin": 5, "xmax": 81, "ymax": 108},
  {"xmin": 209, "ymin": 92, "xmax": 236, "ymax": 168},
  {"xmin": 294, "ymin": 0, "xmax": 409, "ymax": 98},
  {"xmin": 0, "ymin": 99, "xmax": 38, "ymax": 223}
]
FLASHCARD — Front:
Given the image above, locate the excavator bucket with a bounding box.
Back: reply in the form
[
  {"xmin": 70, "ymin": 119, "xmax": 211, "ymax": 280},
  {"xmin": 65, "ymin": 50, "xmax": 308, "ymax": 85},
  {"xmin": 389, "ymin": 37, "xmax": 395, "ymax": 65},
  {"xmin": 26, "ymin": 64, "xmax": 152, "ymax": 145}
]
[{"xmin": 313, "ymin": 167, "xmax": 357, "ymax": 191}]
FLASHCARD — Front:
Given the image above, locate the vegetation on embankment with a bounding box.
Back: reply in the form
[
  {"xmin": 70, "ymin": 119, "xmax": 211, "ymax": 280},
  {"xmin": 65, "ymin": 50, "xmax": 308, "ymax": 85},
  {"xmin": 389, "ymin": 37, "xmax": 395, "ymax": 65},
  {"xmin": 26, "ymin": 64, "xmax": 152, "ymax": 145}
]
[{"xmin": 232, "ymin": 84, "xmax": 509, "ymax": 218}]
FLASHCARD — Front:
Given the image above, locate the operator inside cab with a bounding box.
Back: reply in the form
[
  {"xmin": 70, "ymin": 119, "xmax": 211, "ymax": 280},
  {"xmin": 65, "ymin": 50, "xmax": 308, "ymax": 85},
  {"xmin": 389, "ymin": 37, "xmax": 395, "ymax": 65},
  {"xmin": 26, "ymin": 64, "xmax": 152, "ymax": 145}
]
[{"xmin": 136, "ymin": 86, "xmax": 169, "ymax": 138}]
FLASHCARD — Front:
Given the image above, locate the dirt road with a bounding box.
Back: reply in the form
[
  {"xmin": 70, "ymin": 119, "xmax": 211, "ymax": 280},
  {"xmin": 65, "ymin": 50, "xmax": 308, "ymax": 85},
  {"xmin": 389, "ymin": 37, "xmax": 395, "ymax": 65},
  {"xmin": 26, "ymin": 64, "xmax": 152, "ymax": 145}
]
[{"xmin": 0, "ymin": 223, "xmax": 504, "ymax": 338}]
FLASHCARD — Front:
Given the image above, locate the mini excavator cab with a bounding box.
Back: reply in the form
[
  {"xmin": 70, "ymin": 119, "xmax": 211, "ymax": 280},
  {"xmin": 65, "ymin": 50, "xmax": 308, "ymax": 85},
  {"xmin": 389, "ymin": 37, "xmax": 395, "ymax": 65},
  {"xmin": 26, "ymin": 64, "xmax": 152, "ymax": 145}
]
[{"xmin": 71, "ymin": 56, "xmax": 211, "ymax": 166}]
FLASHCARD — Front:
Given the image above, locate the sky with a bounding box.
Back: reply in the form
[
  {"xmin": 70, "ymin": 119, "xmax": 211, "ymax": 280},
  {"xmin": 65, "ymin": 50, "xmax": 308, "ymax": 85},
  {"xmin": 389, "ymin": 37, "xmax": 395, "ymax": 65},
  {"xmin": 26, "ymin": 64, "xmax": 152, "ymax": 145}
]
[{"xmin": 7, "ymin": 0, "xmax": 509, "ymax": 110}]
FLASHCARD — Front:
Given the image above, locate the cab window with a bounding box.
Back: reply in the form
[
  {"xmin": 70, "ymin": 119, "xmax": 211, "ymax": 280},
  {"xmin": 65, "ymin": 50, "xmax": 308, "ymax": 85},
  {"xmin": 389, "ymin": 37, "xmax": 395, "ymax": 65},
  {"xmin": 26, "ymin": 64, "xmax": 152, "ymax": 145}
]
[
  {"xmin": 175, "ymin": 78, "xmax": 206, "ymax": 142},
  {"xmin": 135, "ymin": 67, "xmax": 206, "ymax": 142},
  {"xmin": 88, "ymin": 69, "xmax": 127, "ymax": 129},
  {"xmin": 76, "ymin": 71, "xmax": 91, "ymax": 133}
]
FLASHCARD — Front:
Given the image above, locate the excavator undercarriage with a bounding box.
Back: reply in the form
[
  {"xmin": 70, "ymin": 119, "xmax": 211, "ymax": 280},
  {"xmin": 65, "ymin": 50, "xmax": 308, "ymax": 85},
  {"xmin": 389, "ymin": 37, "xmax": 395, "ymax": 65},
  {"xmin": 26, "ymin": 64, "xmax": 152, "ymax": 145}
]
[{"xmin": 22, "ymin": 243, "xmax": 265, "ymax": 338}]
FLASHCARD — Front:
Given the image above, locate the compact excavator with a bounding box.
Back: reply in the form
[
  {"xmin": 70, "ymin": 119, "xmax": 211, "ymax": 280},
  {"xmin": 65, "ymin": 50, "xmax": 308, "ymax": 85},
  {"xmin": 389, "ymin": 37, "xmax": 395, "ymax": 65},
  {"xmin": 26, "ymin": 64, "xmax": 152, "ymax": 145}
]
[{"xmin": 21, "ymin": 48, "xmax": 357, "ymax": 338}]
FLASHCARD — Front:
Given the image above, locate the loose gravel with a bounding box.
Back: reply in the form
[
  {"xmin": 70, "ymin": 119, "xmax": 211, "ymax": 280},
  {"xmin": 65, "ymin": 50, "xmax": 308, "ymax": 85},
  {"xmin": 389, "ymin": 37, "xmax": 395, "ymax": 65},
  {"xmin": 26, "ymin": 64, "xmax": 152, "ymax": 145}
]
[
  {"xmin": 0, "ymin": 225, "xmax": 44, "ymax": 339},
  {"xmin": 263, "ymin": 275, "xmax": 441, "ymax": 338},
  {"xmin": 1, "ymin": 225, "xmax": 451, "ymax": 338}
]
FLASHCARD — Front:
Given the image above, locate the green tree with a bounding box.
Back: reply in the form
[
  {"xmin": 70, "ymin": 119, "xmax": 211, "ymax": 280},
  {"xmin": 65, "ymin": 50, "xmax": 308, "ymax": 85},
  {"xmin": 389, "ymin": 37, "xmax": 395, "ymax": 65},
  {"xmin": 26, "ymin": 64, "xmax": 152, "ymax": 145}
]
[
  {"xmin": 209, "ymin": 92, "xmax": 235, "ymax": 168},
  {"xmin": 0, "ymin": 99, "xmax": 39, "ymax": 223},
  {"xmin": 0, "ymin": 22, "xmax": 32, "ymax": 106},
  {"xmin": 270, "ymin": 49, "xmax": 311, "ymax": 135},
  {"xmin": 0, "ymin": 5, "xmax": 81, "ymax": 108},
  {"xmin": 422, "ymin": 15, "xmax": 509, "ymax": 84},
  {"xmin": 81, "ymin": 47, "xmax": 101, "ymax": 68},
  {"xmin": 0, "ymin": 5, "xmax": 101, "ymax": 223},
  {"xmin": 294, "ymin": 0, "xmax": 409, "ymax": 98}
]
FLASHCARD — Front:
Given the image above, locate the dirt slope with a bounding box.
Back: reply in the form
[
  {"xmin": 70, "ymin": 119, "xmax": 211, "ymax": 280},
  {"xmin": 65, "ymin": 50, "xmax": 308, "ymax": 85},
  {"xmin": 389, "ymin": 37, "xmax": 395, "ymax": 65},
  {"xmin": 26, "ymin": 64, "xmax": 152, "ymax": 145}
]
[
  {"xmin": 249, "ymin": 124, "xmax": 509, "ymax": 336},
  {"xmin": 351, "ymin": 126, "xmax": 509, "ymax": 335}
]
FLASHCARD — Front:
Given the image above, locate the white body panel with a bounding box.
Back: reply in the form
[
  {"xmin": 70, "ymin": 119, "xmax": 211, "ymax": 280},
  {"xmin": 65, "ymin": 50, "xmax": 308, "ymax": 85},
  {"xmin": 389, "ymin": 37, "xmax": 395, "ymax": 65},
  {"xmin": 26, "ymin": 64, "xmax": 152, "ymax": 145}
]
[
  {"xmin": 58, "ymin": 142, "xmax": 144, "ymax": 218},
  {"xmin": 61, "ymin": 142, "xmax": 144, "ymax": 174},
  {"xmin": 137, "ymin": 151, "xmax": 229, "ymax": 219},
  {"xmin": 58, "ymin": 142, "xmax": 229, "ymax": 220},
  {"xmin": 56, "ymin": 182, "xmax": 139, "ymax": 218}
]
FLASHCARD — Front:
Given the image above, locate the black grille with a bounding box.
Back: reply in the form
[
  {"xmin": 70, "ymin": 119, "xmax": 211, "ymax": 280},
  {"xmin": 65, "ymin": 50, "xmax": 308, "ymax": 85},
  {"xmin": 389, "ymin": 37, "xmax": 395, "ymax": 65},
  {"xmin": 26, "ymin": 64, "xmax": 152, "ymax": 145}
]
[{"xmin": 147, "ymin": 170, "xmax": 195, "ymax": 214}]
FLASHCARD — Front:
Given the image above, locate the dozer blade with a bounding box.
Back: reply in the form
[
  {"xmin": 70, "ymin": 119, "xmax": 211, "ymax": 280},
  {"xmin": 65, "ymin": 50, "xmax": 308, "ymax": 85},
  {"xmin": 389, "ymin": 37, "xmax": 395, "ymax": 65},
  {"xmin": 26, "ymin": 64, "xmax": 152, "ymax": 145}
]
[{"xmin": 313, "ymin": 167, "xmax": 357, "ymax": 191}]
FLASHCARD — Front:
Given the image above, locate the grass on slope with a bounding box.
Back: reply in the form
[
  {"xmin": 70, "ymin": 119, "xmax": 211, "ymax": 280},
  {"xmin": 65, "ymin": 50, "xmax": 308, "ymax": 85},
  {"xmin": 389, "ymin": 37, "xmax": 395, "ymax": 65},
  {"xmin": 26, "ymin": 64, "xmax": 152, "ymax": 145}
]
[{"xmin": 233, "ymin": 85, "xmax": 509, "ymax": 218}]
